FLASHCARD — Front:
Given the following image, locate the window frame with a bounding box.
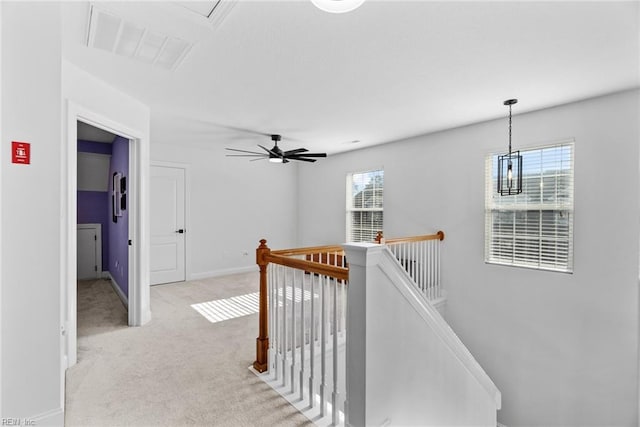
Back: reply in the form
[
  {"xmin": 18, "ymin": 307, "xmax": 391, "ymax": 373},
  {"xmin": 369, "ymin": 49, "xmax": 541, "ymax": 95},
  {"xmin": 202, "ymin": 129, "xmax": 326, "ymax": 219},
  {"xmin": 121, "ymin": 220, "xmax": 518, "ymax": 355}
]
[
  {"xmin": 485, "ymin": 140, "xmax": 575, "ymax": 273},
  {"xmin": 346, "ymin": 168, "xmax": 384, "ymax": 243}
]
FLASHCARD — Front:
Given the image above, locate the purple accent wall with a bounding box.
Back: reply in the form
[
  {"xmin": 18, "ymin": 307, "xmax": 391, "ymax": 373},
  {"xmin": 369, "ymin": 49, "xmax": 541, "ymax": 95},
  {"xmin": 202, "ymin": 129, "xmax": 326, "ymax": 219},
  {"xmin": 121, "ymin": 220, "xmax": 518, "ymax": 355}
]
[
  {"xmin": 78, "ymin": 139, "xmax": 112, "ymax": 155},
  {"xmin": 108, "ymin": 136, "xmax": 129, "ymax": 297},
  {"xmin": 77, "ymin": 141, "xmax": 112, "ymax": 271},
  {"xmin": 77, "ymin": 191, "xmax": 109, "ymax": 270}
]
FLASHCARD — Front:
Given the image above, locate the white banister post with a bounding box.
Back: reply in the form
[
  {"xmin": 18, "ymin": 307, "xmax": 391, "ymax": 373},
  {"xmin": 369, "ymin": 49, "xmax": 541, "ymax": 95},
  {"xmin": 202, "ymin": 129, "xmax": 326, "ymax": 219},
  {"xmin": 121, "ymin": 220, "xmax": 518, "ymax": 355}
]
[{"xmin": 343, "ymin": 243, "xmax": 385, "ymax": 427}]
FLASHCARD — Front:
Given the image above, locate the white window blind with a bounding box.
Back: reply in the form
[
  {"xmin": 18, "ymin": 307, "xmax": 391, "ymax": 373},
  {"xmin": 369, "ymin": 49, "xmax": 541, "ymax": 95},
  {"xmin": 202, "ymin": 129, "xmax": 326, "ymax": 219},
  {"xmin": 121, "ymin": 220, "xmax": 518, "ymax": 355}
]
[
  {"xmin": 346, "ymin": 169, "xmax": 384, "ymax": 243},
  {"xmin": 485, "ymin": 141, "xmax": 574, "ymax": 272}
]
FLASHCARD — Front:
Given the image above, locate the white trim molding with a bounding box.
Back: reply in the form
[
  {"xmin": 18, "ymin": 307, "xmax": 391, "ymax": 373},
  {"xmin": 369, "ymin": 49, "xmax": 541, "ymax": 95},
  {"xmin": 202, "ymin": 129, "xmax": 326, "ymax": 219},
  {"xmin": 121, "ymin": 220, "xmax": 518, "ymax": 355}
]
[
  {"xmin": 108, "ymin": 272, "xmax": 129, "ymax": 308},
  {"xmin": 30, "ymin": 407, "xmax": 64, "ymax": 426},
  {"xmin": 188, "ymin": 265, "xmax": 258, "ymax": 281}
]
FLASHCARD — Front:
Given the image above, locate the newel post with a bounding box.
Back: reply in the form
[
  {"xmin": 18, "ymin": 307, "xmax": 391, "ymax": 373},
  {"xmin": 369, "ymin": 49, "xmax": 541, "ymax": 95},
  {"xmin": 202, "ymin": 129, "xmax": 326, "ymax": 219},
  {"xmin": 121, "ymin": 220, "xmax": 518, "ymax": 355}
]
[
  {"xmin": 343, "ymin": 243, "xmax": 385, "ymax": 427},
  {"xmin": 254, "ymin": 239, "xmax": 271, "ymax": 373}
]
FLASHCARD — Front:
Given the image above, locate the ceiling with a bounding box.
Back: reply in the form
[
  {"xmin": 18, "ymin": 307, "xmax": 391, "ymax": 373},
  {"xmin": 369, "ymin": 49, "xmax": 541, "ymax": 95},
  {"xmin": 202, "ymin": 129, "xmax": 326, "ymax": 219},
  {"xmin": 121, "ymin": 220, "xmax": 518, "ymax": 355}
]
[
  {"xmin": 77, "ymin": 121, "xmax": 117, "ymax": 143},
  {"xmin": 63, "ymin": 1, "xmax": 639, "ymax": 155}
]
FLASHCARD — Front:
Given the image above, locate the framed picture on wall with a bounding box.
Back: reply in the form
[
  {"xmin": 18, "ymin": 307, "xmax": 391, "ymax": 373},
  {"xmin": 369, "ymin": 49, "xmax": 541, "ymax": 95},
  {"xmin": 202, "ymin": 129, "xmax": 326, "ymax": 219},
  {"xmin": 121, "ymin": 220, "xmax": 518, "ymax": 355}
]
[
  {"xmin": 113, "ymin": 172, "xmax": 122, "ymax": 219},
  {"xmin": 120, "ymin": 175, "xmax": 127, "ymax": 211}
]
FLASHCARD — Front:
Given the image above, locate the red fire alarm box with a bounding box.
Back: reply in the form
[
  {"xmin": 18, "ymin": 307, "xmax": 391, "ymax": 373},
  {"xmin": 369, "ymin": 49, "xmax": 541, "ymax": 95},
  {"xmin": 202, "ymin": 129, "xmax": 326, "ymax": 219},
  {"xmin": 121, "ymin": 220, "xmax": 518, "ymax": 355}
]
[{"xmin": 12, "ymin": 141, "xmax": 30, "ymax": 164}]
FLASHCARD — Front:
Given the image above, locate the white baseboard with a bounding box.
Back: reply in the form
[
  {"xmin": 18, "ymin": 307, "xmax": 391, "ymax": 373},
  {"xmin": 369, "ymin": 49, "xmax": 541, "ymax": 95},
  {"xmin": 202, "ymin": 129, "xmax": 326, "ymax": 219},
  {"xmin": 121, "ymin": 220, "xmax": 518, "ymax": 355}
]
[
  {"xmin": 107, "ymin": 272, "xmax": 129, "ymax": 308},
  {"xmin": 30, "ymin": 407, "xmax": 64, "ymax": 426},
  {"xmin": 101, "ymin": 271, "xmax": 110, "ymax": 279},
  {"xmin": 189, "ymin": 265, "xmax": 258, "ymax": 281}
]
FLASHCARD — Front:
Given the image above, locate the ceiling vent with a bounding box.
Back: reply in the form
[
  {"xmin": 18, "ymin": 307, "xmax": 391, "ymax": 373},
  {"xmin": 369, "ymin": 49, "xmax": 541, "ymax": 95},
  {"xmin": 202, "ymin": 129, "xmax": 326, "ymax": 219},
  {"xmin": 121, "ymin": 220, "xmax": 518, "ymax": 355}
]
[{"xmin": 86, "ymin": 6, "xmax": 193, "ymax": 71}]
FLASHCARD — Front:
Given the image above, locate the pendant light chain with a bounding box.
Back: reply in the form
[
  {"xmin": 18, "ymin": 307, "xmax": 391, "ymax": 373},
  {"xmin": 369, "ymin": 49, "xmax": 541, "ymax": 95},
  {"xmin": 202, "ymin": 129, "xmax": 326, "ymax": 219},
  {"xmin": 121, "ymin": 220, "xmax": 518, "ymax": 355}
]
[{"xmin": 508, "ymin": 103, "xmax": 513, "ymax": 155}]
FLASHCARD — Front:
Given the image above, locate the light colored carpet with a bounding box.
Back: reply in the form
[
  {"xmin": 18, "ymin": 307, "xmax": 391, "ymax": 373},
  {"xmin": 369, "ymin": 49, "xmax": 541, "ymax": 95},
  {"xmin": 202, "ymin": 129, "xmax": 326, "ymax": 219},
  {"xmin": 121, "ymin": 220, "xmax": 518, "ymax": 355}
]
[{"xmin": 65, "ymin": 274, "xmax": 313, "ymax": 427}]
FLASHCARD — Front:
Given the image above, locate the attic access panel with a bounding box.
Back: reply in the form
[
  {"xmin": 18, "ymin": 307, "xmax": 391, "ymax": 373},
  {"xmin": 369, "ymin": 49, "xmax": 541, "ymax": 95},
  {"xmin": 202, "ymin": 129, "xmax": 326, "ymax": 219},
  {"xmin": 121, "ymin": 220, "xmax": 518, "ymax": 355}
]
[{"xmin": 174, "ymin": 1, "xmax": 222, "ymax": 18}]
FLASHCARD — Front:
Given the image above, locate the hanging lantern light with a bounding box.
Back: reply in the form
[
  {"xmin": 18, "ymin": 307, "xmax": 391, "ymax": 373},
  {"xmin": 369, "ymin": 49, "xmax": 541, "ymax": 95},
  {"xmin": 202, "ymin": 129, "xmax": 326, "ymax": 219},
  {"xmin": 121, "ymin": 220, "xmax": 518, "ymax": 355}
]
[{"xmin": 497, "ymin": 99, "xmax": 523, "ymax": 196}]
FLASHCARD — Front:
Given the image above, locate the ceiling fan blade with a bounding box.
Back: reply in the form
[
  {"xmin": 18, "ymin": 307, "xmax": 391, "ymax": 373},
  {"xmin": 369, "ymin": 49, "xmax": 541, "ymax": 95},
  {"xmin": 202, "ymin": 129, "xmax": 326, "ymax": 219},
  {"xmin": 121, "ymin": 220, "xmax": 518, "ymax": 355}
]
[
  {"xmin": 284, "ymin": 148, "xmax": 308, "ymax": 156},
  {"xmin": 287, "ymin": 157, "xmax": 317, "ymax": 162},
  {"xmin": 176, "ymin": 116, "xmax": 272, "ymax": 138},
  {"xmin": 225, "ymin": 148, "xmax": 265, "ymax": 155},
  {"xmin": 257, "ymin": 144, "xmax": 278, "ymax": 156},
  {"xmin": 220, "ymin": 125, "xmax": 271, "ymax": 138},
  {"xmin": 225, "ymin": 154, "xmax": 267, "ymax": 157},
  {"xmin": 250, "ymin": 157, "xmax": 268, "ymax": 162},
  {"xmin": 289, "ymin": 152, "xmax": 327, "ymax": 158}
]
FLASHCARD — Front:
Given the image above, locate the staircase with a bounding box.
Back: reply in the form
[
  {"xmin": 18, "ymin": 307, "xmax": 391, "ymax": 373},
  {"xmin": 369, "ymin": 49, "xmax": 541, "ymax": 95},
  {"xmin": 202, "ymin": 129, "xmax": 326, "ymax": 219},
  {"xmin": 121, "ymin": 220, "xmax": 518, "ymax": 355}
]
[{"xmin": 250, "ymin": 232, "xmax": 500, "ymax": 426}]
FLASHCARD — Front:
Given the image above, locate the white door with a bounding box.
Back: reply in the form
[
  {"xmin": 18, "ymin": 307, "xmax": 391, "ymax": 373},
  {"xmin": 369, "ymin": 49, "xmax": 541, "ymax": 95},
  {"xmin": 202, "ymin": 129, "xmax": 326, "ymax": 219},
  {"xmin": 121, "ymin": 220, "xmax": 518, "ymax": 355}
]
[
  {"xmin": 77, "ymin": 224, "xmax": 101, "ymax": 280},
  {"xmin": 150, "ymin": 165, "xmax": 186, "ymax": 285}
]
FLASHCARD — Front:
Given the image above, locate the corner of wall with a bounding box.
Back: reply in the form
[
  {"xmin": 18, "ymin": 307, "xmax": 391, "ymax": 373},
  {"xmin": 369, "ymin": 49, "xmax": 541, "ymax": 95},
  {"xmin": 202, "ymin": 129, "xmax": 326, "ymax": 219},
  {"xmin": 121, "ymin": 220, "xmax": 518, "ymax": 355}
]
[{"xmin": 0, "ymin": 1, "xmax": 4, "ymax": 419}]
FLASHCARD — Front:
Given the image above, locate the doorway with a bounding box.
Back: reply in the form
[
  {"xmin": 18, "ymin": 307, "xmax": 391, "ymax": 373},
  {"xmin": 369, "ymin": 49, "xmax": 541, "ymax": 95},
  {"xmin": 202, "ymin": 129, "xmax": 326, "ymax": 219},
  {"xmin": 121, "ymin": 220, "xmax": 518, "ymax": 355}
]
[
  {"xmin": 76, "ymin": 121, "xmax": 130, "ymax": 305},
  {"xmin": 64, "ymin": 102, "xmax": 150, "ymax": 369}
]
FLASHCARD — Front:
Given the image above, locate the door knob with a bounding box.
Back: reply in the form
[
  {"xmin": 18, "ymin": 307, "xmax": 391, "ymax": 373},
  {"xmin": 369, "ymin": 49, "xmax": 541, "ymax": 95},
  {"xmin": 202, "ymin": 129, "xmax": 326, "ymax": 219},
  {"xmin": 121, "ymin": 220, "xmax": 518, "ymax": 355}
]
[{"xmin": 176, "ymin": 229, "xmax": 185, "ymax": 234}]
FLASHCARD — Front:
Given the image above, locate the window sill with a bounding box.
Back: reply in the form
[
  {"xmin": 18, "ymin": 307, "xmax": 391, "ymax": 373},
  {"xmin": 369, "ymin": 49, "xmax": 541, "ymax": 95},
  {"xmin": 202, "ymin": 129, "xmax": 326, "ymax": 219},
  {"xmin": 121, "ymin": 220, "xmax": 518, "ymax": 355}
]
[{"xmin": 485, "ymin": 260, "xmax": 573, "ymax": 274}]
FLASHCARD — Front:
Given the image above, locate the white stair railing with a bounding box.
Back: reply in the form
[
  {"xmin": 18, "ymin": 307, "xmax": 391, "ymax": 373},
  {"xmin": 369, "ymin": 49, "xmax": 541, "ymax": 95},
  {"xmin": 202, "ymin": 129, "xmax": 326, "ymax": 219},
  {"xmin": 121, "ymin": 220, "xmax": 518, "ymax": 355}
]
[
  {"xmin": 269, "ymin": 265, "xmax": 348, "ymax": 421},
  {"xmin": 252, "ymin": 231, "xmax": 449, "ymax": 425},
  {"xmin": 254, "ymin": 241, "xmax": 348, "ymax": 425},
  {"xmin": 378, "ymin": 231, "xmax": 445, "ymax": 302}
]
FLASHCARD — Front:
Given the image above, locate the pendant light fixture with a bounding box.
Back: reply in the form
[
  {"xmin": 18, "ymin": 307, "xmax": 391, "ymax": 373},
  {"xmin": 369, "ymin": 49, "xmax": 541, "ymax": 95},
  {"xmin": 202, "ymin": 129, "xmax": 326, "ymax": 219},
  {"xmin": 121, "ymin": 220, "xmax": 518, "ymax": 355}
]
[
  {"xmin": 497, "ymin": 99, "xmax": 523, "ymax": 196},
  {"xmin": 310, "ymin": 0, "xmax": 366, "ymax": 14}
]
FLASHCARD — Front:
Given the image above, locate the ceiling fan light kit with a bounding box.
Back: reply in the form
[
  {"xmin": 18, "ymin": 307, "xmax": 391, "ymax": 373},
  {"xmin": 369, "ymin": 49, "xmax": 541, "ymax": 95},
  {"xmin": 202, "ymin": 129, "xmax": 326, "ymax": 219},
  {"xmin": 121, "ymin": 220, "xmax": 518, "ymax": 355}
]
[
  {"xmin": 310, "ymin": 0, "xmax": 366, "ymax": 14},
  {"xmin": 267, "ymin": 135, "xmax": 285, "ymax": 163}
]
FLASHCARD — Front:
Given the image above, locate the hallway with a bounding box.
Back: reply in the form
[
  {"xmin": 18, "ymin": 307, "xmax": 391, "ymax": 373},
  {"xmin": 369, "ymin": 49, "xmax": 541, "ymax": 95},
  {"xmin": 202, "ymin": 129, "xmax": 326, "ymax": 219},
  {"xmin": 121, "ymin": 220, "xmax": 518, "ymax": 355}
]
[{"xmin": 65, "ymin": 274, "xmax": 312, "ymax": 426}]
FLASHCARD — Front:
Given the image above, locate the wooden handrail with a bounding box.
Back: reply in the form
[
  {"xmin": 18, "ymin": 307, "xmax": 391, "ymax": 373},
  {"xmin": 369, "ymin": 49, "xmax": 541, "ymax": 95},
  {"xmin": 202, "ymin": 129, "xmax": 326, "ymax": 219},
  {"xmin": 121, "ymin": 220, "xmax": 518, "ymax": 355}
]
[
  {"xmin": 265, "ymin": 253, "xmax": 349, "ymax": 281},
  {"xmin": 271, "ymin": 244, "xmax": 345, "ymax": 257},
  {"xmin": 376, "ymin": 230, "xmax": 445, "ymax": 245}
]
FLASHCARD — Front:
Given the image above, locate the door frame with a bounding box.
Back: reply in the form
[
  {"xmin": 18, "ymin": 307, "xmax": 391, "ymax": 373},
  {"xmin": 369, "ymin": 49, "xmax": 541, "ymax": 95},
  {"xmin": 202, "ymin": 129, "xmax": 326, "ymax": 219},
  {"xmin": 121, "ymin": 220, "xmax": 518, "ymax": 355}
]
[
  {"xmin": 63, "ymin": 101, "xmax": 150, "ymax": 369},
  {"xmin": 150, "ymin": 161, "xmax": 190, "ymax": 283}
]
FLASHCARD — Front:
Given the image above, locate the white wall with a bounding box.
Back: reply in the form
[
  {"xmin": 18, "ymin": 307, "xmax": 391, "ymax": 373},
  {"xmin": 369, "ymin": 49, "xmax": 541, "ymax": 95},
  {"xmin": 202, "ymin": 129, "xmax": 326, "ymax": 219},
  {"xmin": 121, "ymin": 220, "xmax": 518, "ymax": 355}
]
[
  {"xmin": 299, "ymin": 90, "xmax": 640, "ymax": 426},
  {"xmin": 0, "ymin": 3, "xmax": 4, "ymax": 417},
  {"xmin": 63, "ymin": 62, "xmax": 150, "ymax": 132},
  {"xmin": 1, "ymin": 3, "xmax": 64, "ymax": 424},
  {"xmin": 151, "ymin": 140, "xmax": 298, "ymax": 279}
]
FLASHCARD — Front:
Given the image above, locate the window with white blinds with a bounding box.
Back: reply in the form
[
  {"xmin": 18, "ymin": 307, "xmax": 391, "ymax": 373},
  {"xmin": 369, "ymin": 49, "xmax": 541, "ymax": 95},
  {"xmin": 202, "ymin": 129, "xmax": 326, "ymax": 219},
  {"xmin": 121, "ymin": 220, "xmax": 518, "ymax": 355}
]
[
  {"xmin": 485, "ymin": 141, "xmax": 574, "ymax": 272},
  {"xmin": 347, "ymin": 169, "xmax": 384, "ymax": 243}
]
